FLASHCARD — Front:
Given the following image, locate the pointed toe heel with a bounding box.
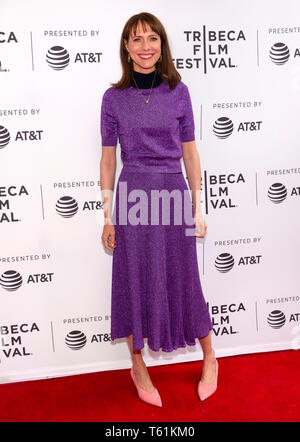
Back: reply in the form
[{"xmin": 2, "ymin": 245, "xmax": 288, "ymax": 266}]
[
  {"xmin": 198, "ymin": 359, "xmax": 219, "ymax": 401},
  {"xmin": 130, "ymin": 368, "xmax": 162, "ymax": 408}
]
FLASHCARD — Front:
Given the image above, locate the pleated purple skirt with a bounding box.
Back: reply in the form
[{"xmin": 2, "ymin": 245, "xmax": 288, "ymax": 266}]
[{"xmin": 110, "ymin": 165, "xmax": 213, "ymax": 352}]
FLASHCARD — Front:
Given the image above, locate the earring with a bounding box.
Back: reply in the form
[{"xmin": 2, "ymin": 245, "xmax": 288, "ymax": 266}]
[
  {"xmin": 159, "ymin": 54, "xmax": 162, "ymax": 62},
  {"xmin": 128, "ymin": 52, "xmax": 131, "ymax": 62}
]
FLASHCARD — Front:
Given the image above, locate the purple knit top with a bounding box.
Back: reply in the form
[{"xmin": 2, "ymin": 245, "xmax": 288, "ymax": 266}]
[{"xmin": 100, "ymin": 78, "xmax": 195, "ymax": 173}]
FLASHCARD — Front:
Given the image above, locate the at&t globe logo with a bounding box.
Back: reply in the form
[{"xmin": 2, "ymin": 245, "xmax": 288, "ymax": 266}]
[
  {"xmin": 0, "ymin": 125, "xmax": 10, "ymax": 149},
  {"xmin": 56, "ymin": 196, "xmax": 78, "ymax": 218},
  {"xmin": 269, "ymin": 42, "xmax": 290, "ymax": 65},
  {"xmin": 46, "ymin": 46, "xmax": 70, "ymax": 70},
  {"xmin": 213, "ymin": 117, "xmax": 234, "ymax": 139},
  {"xmin": 65, "ymin": 330, "xmax": 87, "ymax": 350},
  {"xmin": 267, "ymin": 310, "xmax": 286, "ymax": 329},
  {"xmin": 0, "ymin": 270, "xmax": 23, "ymax": 291},
  {"xmin": 267, "ymin": 183, "xmax": 287, "ymax": 204}
]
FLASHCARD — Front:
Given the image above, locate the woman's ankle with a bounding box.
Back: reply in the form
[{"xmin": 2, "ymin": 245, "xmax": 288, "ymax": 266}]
[
  {"xmin": 203, "ymin": 349, "xmax": 215, "ymax": 360},
  {"xmin": 132, "ymin": 358, "xmax": 146, "ymax": 368}
]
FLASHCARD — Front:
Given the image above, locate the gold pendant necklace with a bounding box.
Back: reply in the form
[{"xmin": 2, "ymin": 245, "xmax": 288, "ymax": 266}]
[{"xmin": 132, "ymin": 69, "xmax": 157, "ymax": 104}]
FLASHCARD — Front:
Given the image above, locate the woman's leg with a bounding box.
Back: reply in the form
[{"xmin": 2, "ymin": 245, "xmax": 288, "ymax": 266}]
[
  {"xmin": 198, "ymin": 330, "xmax": 217, "ymax": 384},
  {"xmin": 127, "ymin": 334, "xmax": 156, "ymax": 392}
]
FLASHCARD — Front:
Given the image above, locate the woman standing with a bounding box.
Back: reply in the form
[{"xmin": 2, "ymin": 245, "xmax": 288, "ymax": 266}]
[{"xmin": 100, "ymin": 12, "xmax": 218, "ymax": 407}]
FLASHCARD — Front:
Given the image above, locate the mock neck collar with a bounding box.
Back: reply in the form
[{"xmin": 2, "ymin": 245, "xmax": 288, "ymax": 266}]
[{"xmin": 130, "ymin": 68, "xmax": 163, "ymax": 89}]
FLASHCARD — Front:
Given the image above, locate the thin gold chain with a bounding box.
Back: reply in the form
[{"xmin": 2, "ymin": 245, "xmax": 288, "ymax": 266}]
[{"xmin": 132, "ymin": 69, "xmax": 157, "ymax": 104}]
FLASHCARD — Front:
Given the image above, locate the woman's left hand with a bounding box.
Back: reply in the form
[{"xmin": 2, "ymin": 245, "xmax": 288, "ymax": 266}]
[{"xmin": 194, "ymin": 209, "xmax": 207, "ymax": 238}]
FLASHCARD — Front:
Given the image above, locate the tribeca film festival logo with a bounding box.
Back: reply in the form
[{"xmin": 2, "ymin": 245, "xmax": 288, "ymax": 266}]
[
  {"xmin": 204, "ymin": 171, "xmax": 245, "ymax": 214},
  {"xmin": 0, "ymin": 185, "xmax": 28, "ymax": 223},
  {"xmin": 182, "ymin": 28, "xmax": 246, "ymax": 73},
  {"xmin": 0, "ymin": 269, "xmax": 54, "ymax": 291},
  {"xmin": 0, "ymin": 323, "xmax": 40, "ymax": 360},
  {"xmin": 208, "ymin": 302, "xmax": 246, "ymax": 336},
  {"xmin": 0, "ymin": 125, "xmax": 43, "ymax": 150},
  {"xmin": 0, "ymin": 31, "xmax": 17, "ymax": 73}
]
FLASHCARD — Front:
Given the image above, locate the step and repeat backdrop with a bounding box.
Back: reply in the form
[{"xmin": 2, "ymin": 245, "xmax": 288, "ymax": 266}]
[{"xmin": 0, "ymin": 0, "xmax": 300, "ymax": 384}]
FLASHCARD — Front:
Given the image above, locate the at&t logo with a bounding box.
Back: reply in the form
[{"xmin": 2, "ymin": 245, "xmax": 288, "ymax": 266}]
[
  {"xmin": 213, "ymin": 117, "xmax": 262, "ymax": 139},
  {"xmin": 0, "ymin": 270, "xmax": 54, "ymax": 291},
  {"xmin": 56, "ymin": 195, "xmax": 103, "ymax": 218},
  {"xmin": 46, "ymin": 45, "xmax": 102, "ymax": 70},
  {"xmin": 214, "ymin": 252, "xmax": 262, "ymax": 272},
  {"xmin": 267, "ymin": 182, "xmax": 300, "ymax": 203},
  {"xmin": 267, "ymin": 310, "xmax": 300, "ymax": 329}
]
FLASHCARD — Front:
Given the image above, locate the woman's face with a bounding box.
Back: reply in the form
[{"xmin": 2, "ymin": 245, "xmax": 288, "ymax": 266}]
[{"xmin": 124, "ymin": 21, "xmax": 161, "ymax": 73}]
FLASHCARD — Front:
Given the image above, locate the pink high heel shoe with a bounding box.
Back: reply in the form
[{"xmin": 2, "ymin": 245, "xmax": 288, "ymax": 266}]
[
  {"xmin": 130, "ymin": 367, "xmax": 162, "ymax": 408},
  {"xmin": 198, "ymin": 357, "xmax": 219, "ymax": 401}
]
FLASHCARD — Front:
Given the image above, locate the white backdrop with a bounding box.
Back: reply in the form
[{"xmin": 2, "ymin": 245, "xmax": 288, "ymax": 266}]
[{"xmin": 0, "ymin": 0, "xmax": 300, "ymax": 384}]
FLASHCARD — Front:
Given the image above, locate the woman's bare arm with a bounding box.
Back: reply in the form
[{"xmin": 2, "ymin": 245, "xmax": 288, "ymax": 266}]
[
  {"xmin": 182, "ymin": 140, "xmax": 202, "ymax": 214},
  {"xmin": 100, "ymin": 146, "xmax": 117, "ymax": 226}
]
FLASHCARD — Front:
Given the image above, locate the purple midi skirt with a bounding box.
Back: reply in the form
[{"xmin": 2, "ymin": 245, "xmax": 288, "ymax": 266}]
[{"xmin": 110, "ymin": 165, "xmax": 213, "ymax": 352}]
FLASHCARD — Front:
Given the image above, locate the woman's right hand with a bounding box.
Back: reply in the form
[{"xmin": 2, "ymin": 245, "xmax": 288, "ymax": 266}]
[{"xmin": 102, "ymin": 224, "xmax": 117, "ymax": 251}]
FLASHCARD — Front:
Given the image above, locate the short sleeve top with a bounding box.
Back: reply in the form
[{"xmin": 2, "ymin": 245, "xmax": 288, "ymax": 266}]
[{"xmin": 100, "ymin": 80, "xmax": 195, "ymax": 173}]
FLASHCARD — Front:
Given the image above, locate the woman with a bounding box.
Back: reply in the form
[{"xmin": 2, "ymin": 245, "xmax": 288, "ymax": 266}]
[{"xmin": 100, "ymin": 12, "xmax": 218, "ymax": 407}]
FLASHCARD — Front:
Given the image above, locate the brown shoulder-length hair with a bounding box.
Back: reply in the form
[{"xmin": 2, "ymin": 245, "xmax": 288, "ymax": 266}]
[{"xmin": 111, "ymin": 12, "xmax": 181, "ymax": 90}]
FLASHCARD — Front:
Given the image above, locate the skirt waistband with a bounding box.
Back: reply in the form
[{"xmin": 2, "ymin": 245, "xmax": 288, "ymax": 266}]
[{"xmin": 121, "ymin": 164, "xmax": 183, "ymax": 174}]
